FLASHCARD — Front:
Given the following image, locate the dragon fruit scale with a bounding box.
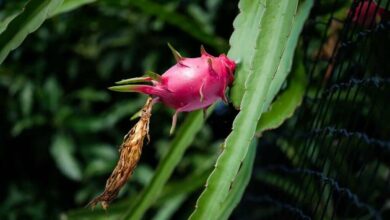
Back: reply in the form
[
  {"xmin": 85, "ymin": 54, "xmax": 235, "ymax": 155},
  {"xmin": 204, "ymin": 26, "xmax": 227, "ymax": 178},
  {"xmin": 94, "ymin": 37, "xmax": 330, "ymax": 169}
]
[{"xmin": 109, "ymin": 44, "xmax": 236, "ymax": 133}]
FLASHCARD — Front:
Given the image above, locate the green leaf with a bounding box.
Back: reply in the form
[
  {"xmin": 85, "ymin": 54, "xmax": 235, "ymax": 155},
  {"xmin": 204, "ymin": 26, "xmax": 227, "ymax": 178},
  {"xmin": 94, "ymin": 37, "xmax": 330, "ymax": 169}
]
[
  {"xmin": 0, "ymin": 0, "xmax": 63, "ymax": 64},
  {"xmin": 50, "ymin": 133, "xmax": 82, "ymax": 181},
  {"xmin": 124, "ymin": 0, "xmax": 228, "ymax": 52},
  {"xmin": 256, "ymin": 53, "xmax": 307, "ymax": 135},
  {"xmin": 190, "ymin": 1, "xmax": 299, "ymax": 219},
  {"xmin": 156, "ymin": 169, "xmax": 210, "ymax": 204},
  {"xmin": 66, "ymin": 98, "xmax": 146, "ymax": 133},
  {"xmin": 43, "ymin": 77, "xmax": 62, "ymax": 112},
  {"xmin": 11, "ymin": 114, "xmax": 46, "ymax": 136},
  {"xmin": 152, "ymin": 194, "xmax": 187, "ymax": 220},
  {"xmin": 20, "ymin": 81, "xmax": 34, "ymax": 116},
  {"xmin": 123, "ymin": 107, "xmax": 214, "ymax": 220},
  {"xmin": 83, "ymin": 144, "xmax": 117, "ymax": 177},
  {"xmin": 0, "ymin": 14, "xmax": 20, "ymax": 35},
  {"xmin": 216, "ymin": 139, "xmax": 257, "ymax": 220},
  {"xmin": 51, "ymin": 0, "xmax": 96, "ymax": 16},
  {"xmin": 374, "ymin": 0, "xmax": 390, "ymax": 9}
]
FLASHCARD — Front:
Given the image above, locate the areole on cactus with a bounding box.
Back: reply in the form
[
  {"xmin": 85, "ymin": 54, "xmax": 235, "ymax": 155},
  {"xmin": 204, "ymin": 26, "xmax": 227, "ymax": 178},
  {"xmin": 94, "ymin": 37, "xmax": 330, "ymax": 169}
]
[{"xmin": 109, "ymin": 44, "xmax": 236, "ymax": 133}]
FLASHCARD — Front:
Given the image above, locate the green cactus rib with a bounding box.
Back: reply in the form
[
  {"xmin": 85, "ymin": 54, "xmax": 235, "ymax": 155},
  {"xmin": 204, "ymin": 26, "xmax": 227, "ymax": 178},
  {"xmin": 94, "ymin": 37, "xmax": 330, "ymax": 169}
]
[
  {"xmin": 189, "ymin": 1, "xmax": 299, "ymax": 219},
  {"xmin": 256, "ymin": 52, "xmax": 307, "ymax": 136},
  {"xmin": 228, "ymin": 0, "xmax": 267, "ymax": 109},
  {"xmin": 256, "ymin": 0, "xmax": 314, "ymax": 135},
  {"xmin": 261, "ymin": 0, "xmax": 313, "ymax": 113},
  {"xmin": 216, "ymin": 140, "xmax": 257, "ymax": 220},
  {"xmin": 0, "ymin": 0, "xmax": 63, "ymax": 65}
]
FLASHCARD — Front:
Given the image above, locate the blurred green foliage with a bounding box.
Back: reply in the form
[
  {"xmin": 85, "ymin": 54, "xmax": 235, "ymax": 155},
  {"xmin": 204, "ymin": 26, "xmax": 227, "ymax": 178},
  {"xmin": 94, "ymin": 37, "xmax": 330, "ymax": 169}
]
[{"xmin": 0, "ymin": 0, "xmax": 237, "ymax": 219}]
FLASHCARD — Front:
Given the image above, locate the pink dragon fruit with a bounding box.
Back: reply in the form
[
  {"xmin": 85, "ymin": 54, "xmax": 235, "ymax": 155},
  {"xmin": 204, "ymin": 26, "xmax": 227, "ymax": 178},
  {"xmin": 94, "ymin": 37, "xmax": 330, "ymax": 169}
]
[
  {"xmin": 109, "ymin": 44, "xmax": 236, "ymax": 133},
  {"xmin": 351, "ymin": 0, "xmax": 385, "ymax": 27}
]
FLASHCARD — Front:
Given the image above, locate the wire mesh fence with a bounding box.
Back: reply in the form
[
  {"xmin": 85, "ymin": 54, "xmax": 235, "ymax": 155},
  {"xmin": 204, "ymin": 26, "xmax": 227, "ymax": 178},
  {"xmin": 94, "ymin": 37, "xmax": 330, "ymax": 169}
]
[{"xmin": 234, "ymin": 0, "xmax": 390, "ymax": 219}]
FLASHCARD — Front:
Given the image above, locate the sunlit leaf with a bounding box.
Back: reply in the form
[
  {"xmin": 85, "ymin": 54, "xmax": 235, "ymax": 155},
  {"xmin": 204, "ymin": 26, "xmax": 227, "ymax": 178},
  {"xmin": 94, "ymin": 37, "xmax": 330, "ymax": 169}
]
[
  {"xmin": 0, "ymin": 0, "xmax": 63, "ymax": 64},
  {"xmin": 50, "ymin": 134, "xmax": 82, "ymax": 181},
  {"xmin": 51, "ymin": 0, "xmax": 96, "ymax": 16}
]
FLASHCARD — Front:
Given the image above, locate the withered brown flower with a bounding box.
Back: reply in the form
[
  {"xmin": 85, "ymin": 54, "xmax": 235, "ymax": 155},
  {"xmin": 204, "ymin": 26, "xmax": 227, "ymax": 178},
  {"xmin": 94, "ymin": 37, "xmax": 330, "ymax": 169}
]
[{"xmin": 87, "ymin": 97, "xmax": 154, "ymax": 209}]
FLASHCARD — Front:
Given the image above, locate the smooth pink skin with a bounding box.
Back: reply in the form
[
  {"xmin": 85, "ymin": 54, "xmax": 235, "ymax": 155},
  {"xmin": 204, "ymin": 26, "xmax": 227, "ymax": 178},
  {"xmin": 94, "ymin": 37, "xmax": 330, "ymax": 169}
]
[{"xmin": 135, "ymin": 51, "xmax": 236, "ymax": 113}]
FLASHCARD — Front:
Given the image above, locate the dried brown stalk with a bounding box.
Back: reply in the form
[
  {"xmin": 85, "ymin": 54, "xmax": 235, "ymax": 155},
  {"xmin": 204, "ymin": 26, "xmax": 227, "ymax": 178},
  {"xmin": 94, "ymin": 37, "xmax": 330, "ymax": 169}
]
[{"xmin": 87, "ymin": 97, "xmax": 154, "ymax": 209}]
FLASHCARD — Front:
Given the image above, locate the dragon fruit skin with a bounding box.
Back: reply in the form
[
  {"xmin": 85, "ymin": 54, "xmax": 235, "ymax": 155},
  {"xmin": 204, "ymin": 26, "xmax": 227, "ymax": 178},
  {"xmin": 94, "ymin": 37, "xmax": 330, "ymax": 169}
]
[
  {"xmin": 140, "ymin": 54, "xmax": 234, "ymax": 111},
  {"xmin": 352, "ymin": 0, "xmax": 385, "ymax": 27},
  {"xmin": 109, "ymin": 45, "xmax": 236, "ymax": 133}
]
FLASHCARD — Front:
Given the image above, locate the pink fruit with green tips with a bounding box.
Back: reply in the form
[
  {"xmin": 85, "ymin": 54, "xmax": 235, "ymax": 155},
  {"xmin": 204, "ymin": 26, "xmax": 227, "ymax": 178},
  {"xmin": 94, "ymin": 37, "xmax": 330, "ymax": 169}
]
[{"xmin": 109, "ymin": 44, "xmax": 236, "ymax": 133}]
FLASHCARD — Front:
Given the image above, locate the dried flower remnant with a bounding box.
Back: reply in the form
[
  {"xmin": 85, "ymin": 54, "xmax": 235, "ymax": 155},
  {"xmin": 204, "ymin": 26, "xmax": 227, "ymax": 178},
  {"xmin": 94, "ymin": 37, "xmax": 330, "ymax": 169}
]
[{"xmin": 87, "ymin": 97, "xmax": 154, "ymax": 209}]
